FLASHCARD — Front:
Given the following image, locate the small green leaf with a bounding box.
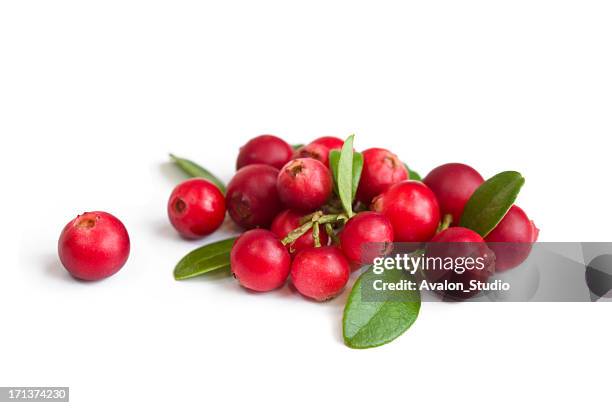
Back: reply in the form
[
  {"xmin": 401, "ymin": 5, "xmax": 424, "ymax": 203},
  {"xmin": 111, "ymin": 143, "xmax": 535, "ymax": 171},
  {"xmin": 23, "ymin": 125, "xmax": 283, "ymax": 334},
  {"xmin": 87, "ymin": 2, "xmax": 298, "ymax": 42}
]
[
  {"xmin": 174, "ymin": 237, "xmax": 237, "ymax": 280},
  {"xmin": 292, "ymin": 144, "xmax": 304, "ymax": 150},
  {"xmin": 169, "ymin": 154, "xmax": 226, "ymax": 193},
  {"xmin": 343, "ymin": 266, "xmax": 421, "ymax": 349},
  {"xmin": 459, "ymin": 171, "xmax": 525, "ymax": 237},
  {"xmin": 351, "ymin": 152, "xmax": 363, "ymax": 200},
  {"xmin": 329, "ymin": 150, "xmax": 341, "ymax": 195},
  {"xmin": 337, "ymin": 135, "xmax": 356, "ymax": 217},
  {"xmin": 404, "ymin": 163, "xmax": 421, "ymax": 181}
]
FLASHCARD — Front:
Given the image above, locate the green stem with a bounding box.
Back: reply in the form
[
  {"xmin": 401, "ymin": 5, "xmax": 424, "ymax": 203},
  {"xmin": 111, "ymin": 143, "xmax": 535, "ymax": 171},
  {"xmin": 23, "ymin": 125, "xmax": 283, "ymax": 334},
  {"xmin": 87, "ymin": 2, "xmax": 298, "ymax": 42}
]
[
  {"xmin": 313, "ymin": 222, "xmax": 321, "ymax": 247},
  {"xmin": 437, "ymin": 214, "xmax": 453, "ymax": 233},
  {"xmin": 325, "ymin": 223, "xmax": 339, "ymax": 245},
  {"xmin": 281, "ymin": 221, "xmax": 314, "ymax": 246},
  {"xmin": 281, "ymin": 213, "xmax": 348, "ymax": 246}
]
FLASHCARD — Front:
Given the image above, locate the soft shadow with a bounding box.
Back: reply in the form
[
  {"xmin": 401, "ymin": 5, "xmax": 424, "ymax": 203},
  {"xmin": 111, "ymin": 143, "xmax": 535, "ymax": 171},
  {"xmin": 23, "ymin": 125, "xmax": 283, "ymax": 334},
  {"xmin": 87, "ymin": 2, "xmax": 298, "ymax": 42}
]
[
  {"xmin": 154, "ymin": 218, "xmax": 183, "ymax": 241},
  {"xmin": 43, "ymin": 254, "xmax": 77, "ymax": 283}
]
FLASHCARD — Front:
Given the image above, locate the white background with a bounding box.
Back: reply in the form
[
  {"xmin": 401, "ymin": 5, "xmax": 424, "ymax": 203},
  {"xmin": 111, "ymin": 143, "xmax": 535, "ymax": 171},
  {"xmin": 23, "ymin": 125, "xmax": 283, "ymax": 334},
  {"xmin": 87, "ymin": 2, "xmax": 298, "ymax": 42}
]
[{"xmin": 1, "ymin": 1, "xmax": 611, "ymax": 407}]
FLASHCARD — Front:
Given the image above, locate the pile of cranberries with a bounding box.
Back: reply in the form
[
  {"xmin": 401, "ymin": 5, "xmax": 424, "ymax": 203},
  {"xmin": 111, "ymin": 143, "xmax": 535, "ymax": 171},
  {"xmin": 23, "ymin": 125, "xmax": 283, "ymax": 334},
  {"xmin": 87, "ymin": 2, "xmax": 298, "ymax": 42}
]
[{"xmin": 58, "ymin": 134, "xmax": 538, "ymax": 303}]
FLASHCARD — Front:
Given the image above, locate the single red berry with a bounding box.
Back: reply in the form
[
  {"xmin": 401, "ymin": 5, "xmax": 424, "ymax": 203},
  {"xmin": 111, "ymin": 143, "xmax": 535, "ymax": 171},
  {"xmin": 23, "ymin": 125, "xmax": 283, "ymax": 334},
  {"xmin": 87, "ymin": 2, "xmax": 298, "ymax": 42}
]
[
  {"xmin": 311, "ymin": 136, "xmax": 344, "ymax": 150},
  {"xmin": 226, "ymin": 164, "xmax": 283, "ymax": 229},
  {"xmin": 371, "ymin": 180, "xmax": 440, "ymax": 242},
  {"xmin": 236, "ymin": 135, "xmax": 293, "ymax": 170},
  {"xmin": 424, "ymin": 227, "xmax": 495, "ymax": 300},
  {"xmin": 356, "ymin": 148, "xmax": 408, "ymax": 204},
  {"xmin": 294, "ymin": 136, "xmax": 344, "ymax": 167},
  {"xmin": 423, "ymin": 163, "xmax": 484, "ymax": 224},
  {"xmin": 271, "ymin": 209, "xmax": 329, "ymax": 255},
  {"xmin": 58, "ymin": 211, "xmax": 130, "ymax": 281},
  {"xmin": 277, "ymin": 158, "xmax": 332, "ymax": 212},
  {"xmin": 167, "ymin": 178, "xmax": 226, "ymax": 239},
  {"xmin": 230, "ymin": 229, "xmax": 291, "ymax": 292},
  {"xmin": 340, "ymin": 211, "xmax": 394, "ymax": 264},
  {"xmin": 290, "ymin": 246, "xmax": 350, "ymax": 301},
  {"xmin": 485, "ymin": 205, "xmax": 539, "ymax": 272}
]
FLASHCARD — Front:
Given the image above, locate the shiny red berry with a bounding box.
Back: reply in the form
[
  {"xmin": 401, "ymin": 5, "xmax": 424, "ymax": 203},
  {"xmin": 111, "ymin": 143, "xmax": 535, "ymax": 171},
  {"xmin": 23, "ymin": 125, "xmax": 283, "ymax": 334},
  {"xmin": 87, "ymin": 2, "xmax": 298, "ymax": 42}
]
[
  {"xmin": 371, "ymin": 181, "xmax": 440, "ymax": 242},
  {"xmin": 340, "ymin": 211, "xmax": 394, "ymax": 264},
  {"xmin": 311, "ymin": 136, "xmax": 344, "ymax": 150},
  {"xmin": 226, "ymin": 164, "xmax": 283, "ymax": 229},
  {"xmin": 271, "ymin": 209, "xmax": 329, "ymax": 255},
  {"xmin": 423, "ymin": 163, "xmax": 484, "ymax": 224},
  {"xmin": 356, "ymin": 148, "xmax": 408, "ymax": 204},
  {"xmin": 485, "ymin": 205, "xmax": 539, "ymax": 272},
  {"xmin": 236, "ymin": 134, "xmax": 293, "ymax": 170},
  {"xmin": 425, "ymin": 227, "xmax": 495, "ymax": 300},
  {"xmin": 277, "ymin": 158, "xmax": 332, "ymax": 212},
  {"xmin": 58, "ymin": 211, "xmax": 130, "ymax": 281},
  {"xmin": 230, "ymin": 229, "xmax": 291, "ymax": 292},
  {"xmin": 167, "ymin": 178, "xmax": 226, "ymax": 239},
  {"xmin": 294, "ymin": 136, "xmax": 344, "ymax": 167},
  {"xmin": 290, "ymin": 246, "xmax": 350, "ymax": 301}
]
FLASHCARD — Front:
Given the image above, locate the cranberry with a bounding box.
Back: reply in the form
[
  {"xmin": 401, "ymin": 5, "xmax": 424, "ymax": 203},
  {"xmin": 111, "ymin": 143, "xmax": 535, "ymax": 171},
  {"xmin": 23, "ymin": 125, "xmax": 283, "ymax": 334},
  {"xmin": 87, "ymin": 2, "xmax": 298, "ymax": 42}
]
[
  {"xmin": 236, "ymin": 135, "xmax": 293, "ymax": 170},
  {"xmin": 340, "ymin": 211, "xmax": 394, "ymax": 264},
  {"xmin": 271, "ymin": 209, "xmax": 329, "ymax": 255},
  {"xmin": 226, "ymin": 164, "xmax": 284, "ymax": 229},
  {"xmin": 294, "ymin": 136, "xmax": 344, "ymax": 167},
  {"xmin": 290, "ymin": 246, "xmax": 350, "ymax": 301},
  {"xmin": 167, "ymin": 178, "xmax": 226, "ymax": 239},
  {"xmin": 277, "ymin": 158, "xmax": 332, "ymax": 212},
  {"xmin": 424, "ymin": 227, "xmax": 495, "ymax": 300},
  {"xmin": 311, "ymin": 136, "xmax": 344, "ymax": 150},
  {"xmin": 371, "ymin": 181, "xmax": 440, "ymax": 242},
  {"xmin": 356, "ymin": 148, "xmax": 408, "ymax": 204},
  {"xmin": 230, "ymin": 229, "xmax": 291, "ymax": 291},
  {"xmin": 58, "ymin": 211, "xmax": 130, "ymax": 281},
  {"xmin": 485, "ymin": 205, "xmax": 539, "ymax": 272},
  {"xmin": 423, "ymin": 163, "xmax": 484, "ymax": 224}
]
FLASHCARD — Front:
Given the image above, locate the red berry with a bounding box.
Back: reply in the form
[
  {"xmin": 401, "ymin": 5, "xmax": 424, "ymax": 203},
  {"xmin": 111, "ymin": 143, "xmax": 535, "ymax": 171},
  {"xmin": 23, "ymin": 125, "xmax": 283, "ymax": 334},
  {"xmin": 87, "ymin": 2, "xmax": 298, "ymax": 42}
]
[
  {"xmin": 425, "ymin": 227, "xmax": 495, "ymax": 300},
  {"xmin": 371, "ymin": 181, "xmax": 440, "ymax": 242},
  {"xmin": 58, "ymin": 211, "xmax": 130, "ymax": 281},
  {"xmin": 340, "ymin": 211, "xmax": 394, "ymax": 264},
  {"xmin": 294, "ymin": 136, "xmax": 344, "ymax": 167},
  {"xmin": 356, "ymin": 148, "xmax": 408, "ymax": 204},
  {"xmin": 167, "ymin": 178, "xmax": 226, "ymax": 239},
  {"xmin": 230, "ymin": 229, "xmax": 291, "ymax": 291},
  {"xmin": 277, "ymin": 158, "xmax": 332, "ymax": 212},
  {"xmin": 290, "ymin": 246, "xmax": 350, "ymax": 301},
  {"xmin": 423, "ymin": 163, "xmax": 484, "ymax": 224},
  {"xmin": 485, "ymin": 205, "xmax": 539, "ymax": 272},
  {"xmin": 271, "ymin": 209, "xmax": 329, "ymax": 255},
  {"xmin": 311, "ymin": 136, "xmax": 344, "ymax": 150},
  {"xmin": 226, "ymin": 164, "xmax": 284, "ymax": 229},
  {"xmin": 236, "ymin": 135, "xmax": 293, "ymax": 170}
]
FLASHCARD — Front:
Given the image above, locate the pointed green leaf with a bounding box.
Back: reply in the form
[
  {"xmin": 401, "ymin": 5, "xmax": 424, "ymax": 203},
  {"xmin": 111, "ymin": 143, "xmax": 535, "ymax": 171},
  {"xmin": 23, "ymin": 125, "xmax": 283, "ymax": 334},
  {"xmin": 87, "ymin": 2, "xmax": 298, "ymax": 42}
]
[
  {"xmin": 174, "ymin": 237, "xmax": 237, "ymax": 280},
  {"xmin": 169, "ymin": 154, "xmax": 226, "ymax": 193},
  {"xmin": 343, "ymin": 266, "xmax": 421, "ymax": 349},
  {"xmin": 337, "ymin": 135, "xmax": 356, "ymax": 217},
  {"xmin": 459, "ymin": 171, "xmax": 525, "ymax": 237}
]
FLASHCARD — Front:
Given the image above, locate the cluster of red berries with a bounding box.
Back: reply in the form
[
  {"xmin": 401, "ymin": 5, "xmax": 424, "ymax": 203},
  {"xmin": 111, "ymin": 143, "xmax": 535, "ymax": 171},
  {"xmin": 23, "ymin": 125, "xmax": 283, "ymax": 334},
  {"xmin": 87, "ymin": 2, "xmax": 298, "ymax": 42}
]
[
  {"xmin": 166, "ymin": 134, "xmax": 537, "ymax": 301},
  {"xmin": 57, "ymin": 134, "xmax": 538, "ymax": 299}
]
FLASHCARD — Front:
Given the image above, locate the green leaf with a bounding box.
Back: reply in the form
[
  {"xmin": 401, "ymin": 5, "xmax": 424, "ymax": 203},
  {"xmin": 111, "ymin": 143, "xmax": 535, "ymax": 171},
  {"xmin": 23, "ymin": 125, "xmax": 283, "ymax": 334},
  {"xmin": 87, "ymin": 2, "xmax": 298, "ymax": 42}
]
[
  {"xmin": 292, "ymin": 144, "xmax": 304, "ymax": 150},
  {"xmin": 459, "ymin": 171, "xmax": 525, "ymax": 237},
  {"xmin": 404, "ymin": 163, "xmax": 421, "ymax": 181},
  {"xmin": 351, "ymin": 152, "xmax": 363, "ymax": 200},
  {"xmin": 343, "ymin": 266, "xmax": 421, "ymax": 349},
  {"xmin": 174, "ymin": 237, "xmax": 237, "ymax": 280},
  {"xmin": 337, "ymin": 135, "xmax": 356, "ymax": 217},
  {"xmin": 169, "ymin": 154, "xmax": 226, "ymax": 193},
  {"xmin": 329, "ymin": 150, "xmax": 341, "ymax": 194}
]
